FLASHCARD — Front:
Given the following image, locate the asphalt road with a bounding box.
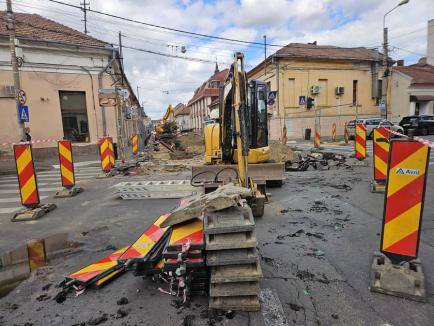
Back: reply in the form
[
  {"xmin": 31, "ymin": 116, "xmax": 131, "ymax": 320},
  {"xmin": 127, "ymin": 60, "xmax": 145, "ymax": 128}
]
[{"xmin": 0, "ymin": 155, "xmax": 433, "ymax": 325}]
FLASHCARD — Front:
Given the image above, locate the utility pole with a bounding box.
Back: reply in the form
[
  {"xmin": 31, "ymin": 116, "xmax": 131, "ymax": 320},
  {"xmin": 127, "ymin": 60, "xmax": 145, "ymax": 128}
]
[
  {"xmin": 6, "ymin": 0, "xmax": 25, "ymax": 141},
  {"xmin": 382, "ymin": 26, "xmax": 388, "ymax": 120},
  {"xmin": 80, "ymin": 1, "xmax": 90, "ymax": 35},
  {"xmin": 136, "ymin": 85, "xmax": 140, "ymax": 104},
  {"xmin": 118, "ymin": 31, "xmax": 124, "ymax": 84},
  {"xmin": 263, "ymin": 35, "xmax": 267, "ymax": 76}
]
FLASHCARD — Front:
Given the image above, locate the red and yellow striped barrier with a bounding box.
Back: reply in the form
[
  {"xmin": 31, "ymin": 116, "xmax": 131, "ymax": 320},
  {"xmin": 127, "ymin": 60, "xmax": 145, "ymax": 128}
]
[
  {"xmin": 331, "ymin": 123, "xmax": 337, "ymax": 142},
  {"xmin": 132, "ymin": 134, "xmax": 139, "ymax": 155},
  {"xmin": 165, "ymin": 218, "xmax": 204, "ymax": 251},
  {"xmin": 99, "ymin": 138, "xmax": 112, "ymax": 172},
  {"xmin": 118, "ymin": 214, "xmax": 170, "ymax": 262},
  {"xmin": 107, "ymin": 137, "xmax": 115, "ymax": 166},
  {"xmin": 355, "ymin": 123, "xmax": 366, "ymax": 160},
  {"xmin": 57, "ymin": 140, "xmax": 75, "ymax": 189},
  {"xmin": 27, "ymin": 239, "xmax": 46, "ymax": 272},
  {"xmin": 14, "ymin": 144, "xmax": 40, "ymax": 207},
  {"xmin": 67, "ymin": 246, "xmax": 128, "ymax": 286},
  {"xmin": 381, "ymin": 140, "xmax": 430, "ymax": 260},
  {"xmin": 314, "ymin": 130, "xmax": 321, "ymax": 148},
  {"xmin": 373, "ymin": 128, "xmax": 390, "ymax": 183}
]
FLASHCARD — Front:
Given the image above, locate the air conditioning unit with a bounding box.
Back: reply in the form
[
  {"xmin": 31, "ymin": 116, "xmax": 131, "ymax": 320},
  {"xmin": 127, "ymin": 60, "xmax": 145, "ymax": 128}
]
[
  {"xmin": 335, "ymin": 86, "xmax": 344, "ymax": 95},
  {"xmin": 310, "ymin": 85, "xmax": 320, "ymax": 94},
  {"xmin": 4, "ymin": 85, "xmax": 16, "ymax": 97}
]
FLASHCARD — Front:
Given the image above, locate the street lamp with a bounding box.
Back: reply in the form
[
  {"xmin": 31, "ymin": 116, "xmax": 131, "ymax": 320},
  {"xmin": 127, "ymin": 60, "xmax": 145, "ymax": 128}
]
[{"xmin": 382, "ymin": 0, "xmax": 410, "ymax": 119}]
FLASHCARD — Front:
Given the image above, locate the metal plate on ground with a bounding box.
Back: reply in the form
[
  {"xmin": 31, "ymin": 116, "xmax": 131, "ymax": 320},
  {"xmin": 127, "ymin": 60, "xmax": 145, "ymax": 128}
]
[
  {"xmin": 205, "ymin": 230, "xmax": 257, "ymax": 251},
  {"xmin": 114, "ymin": 180, "xmax": 203, "ymax": 199},
  {"xmin": 210, "ymin": 281, "xmax": 260, "ymax": 297},
  {"xmin": 211, "ymin": 261, "xmax": 262, "ymax": 283},
  {"xmin": 204, "ymin": 206, "xmax": 255, "ymax": 235},
  {"xmin": 369, "ymin": 252, "xmax": 426, "ymax": 302},
  {"xmin": 207, "ymin": 248, "xmax": 258, "ymax": 266}
]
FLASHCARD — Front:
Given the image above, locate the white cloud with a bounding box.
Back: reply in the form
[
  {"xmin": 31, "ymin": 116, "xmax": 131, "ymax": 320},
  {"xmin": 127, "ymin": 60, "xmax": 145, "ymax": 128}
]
[{"xmin": 2, "ymin": 0, "xmax": 432, "ymax": 118}]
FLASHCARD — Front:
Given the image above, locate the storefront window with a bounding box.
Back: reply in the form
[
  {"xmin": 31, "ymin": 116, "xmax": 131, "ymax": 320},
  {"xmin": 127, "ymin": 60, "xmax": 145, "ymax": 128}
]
[{"xmin": 59, "ymin": 91, "xmax": 89, "ymax": 142}]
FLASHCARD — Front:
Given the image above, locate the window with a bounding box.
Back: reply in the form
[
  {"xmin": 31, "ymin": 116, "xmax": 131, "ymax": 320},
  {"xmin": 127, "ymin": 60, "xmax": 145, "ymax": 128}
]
[
  {"xmin": 59, "ymin": 91, "xmax": 89, "ymax": 142},
  {"xmin": 415, "ymin": 103, "xmax": 420, "ymax": 115},
  {"xmin": 376, "ymin": 80, "xmax": 383, "ymax": 105},
  {"xmin": 352, "ymin": 80, "xmax": 358, "ymax": 105}
]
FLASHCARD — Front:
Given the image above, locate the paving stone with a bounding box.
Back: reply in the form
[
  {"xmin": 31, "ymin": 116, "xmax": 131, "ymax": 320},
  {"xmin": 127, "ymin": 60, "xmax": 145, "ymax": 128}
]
[
  {"xmin": 210, "ymin": 281, "xmax": 260, "ymax": 297},
  {"xmin": 204, "ymin": 206, "xmax": 255, "ymax": 235},
  {"xmin": 205, "ymin": 230, "xmax": 257, "ymax": 251},
  {"xmin": 207, "ymin": 248, "xmax": 258, "ymax": 266},
  {"xmin": 211, "ymin": 262, "xmax": 262, "ymax": 283}
]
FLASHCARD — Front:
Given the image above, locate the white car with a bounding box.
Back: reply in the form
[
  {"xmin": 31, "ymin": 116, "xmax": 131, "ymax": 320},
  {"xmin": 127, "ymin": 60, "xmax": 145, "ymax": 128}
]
[{"xmin": 346, "ymin": 118, "xmax": 404, "ymax": 139}]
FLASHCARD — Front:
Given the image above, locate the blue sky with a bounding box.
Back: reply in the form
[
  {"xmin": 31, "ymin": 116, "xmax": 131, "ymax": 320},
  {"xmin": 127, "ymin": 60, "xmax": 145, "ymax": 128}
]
[{"xmin": 2, "ymin": 0, "xmax": 432, "ymax": 118}]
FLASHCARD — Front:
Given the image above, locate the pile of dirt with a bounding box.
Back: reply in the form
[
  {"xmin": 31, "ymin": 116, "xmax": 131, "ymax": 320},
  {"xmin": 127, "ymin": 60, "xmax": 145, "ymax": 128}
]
[
  {"xmin": 269, "ymin": 141, "xmax": 294, "ymax": 162},
  {"xmin": 176, "ymin": 132, "xmax": 205, "ymax": 155}
]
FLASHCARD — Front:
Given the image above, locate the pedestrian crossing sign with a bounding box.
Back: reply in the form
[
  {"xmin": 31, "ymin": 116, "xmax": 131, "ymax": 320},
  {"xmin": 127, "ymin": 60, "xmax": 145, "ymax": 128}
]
[
  {"xmin": 18, "ymin": 105, "xmax": 29, "ymax": 122},
  {"xmin": 299, "ymin": 96, "xmax": 306, "ymax": 105}
]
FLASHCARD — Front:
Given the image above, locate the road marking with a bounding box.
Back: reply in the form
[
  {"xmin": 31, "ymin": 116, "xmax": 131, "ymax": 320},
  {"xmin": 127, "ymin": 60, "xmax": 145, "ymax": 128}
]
[
  {"xmin": 0, "ymin": 195, "xmax": 48, "ymax": 203},
  {"xmin": 52, "ymin": 160, "xmax": 100, "ymax": 168},
  {"xmin": 0, "ymin": 173, "xmax": 98, "ymax": 180},
  {"xmin": 0, "ymin": 207, "xmax": 21, "ymax": 214},
  {"xmin": 0, "ymin": 182, "xmax": 55, "ymax": 188},
  {"xmin": 0, "ymin": 187, "xmax": 61, "ymax": 194}
]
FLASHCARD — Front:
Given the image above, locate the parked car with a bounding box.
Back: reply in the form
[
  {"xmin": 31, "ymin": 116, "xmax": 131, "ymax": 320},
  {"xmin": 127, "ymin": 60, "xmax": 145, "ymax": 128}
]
[
  {"xmin": 399, "ymin": 115, "xmax": 434, "ymax": 136},
  {"xmin": 346, "ymin": 118, "xmax": 404, "ymax": 139}
]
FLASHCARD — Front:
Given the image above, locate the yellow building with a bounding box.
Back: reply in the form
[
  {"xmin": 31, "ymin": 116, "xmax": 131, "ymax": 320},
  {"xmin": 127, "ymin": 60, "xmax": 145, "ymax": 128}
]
[{"xmin": 248, "ymin": 43, "xmax": 387, "ymax": 141}]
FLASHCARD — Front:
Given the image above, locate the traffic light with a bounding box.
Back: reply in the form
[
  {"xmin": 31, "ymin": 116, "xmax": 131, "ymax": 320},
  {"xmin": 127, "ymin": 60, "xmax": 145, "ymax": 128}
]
[{"xmin": 307, "ymin": 97, "xmax": 314, "ymax": 109}]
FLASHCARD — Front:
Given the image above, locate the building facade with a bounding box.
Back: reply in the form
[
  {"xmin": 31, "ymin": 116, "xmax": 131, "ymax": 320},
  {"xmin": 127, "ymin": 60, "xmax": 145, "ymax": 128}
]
[
  {"xmin": 248, "ymin": 43, "xmax": 387, "ymax": 141},
  {"xmin": 187, "ymin": 66, "xmax": 228, "ymax": 133},
  {"xmin": 0, "ymin": 12, "xmax": 146, "ymax": 158},
  {"xmin": 389, "ymin": 20, "xmax": 434, "ymax": 122},
  {"xmin": 173, "ymin": 103, "xmax": 191, "ymax": 131}
]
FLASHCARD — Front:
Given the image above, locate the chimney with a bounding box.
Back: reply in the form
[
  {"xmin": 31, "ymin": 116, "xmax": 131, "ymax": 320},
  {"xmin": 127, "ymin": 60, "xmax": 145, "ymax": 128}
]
[
  {"xmin": 428, "ymin": 19, "xmax": 434, "ymax": 65},
  {"xmin": 397, "ymin": 59, "xmax": 404, "ymax": 66}
]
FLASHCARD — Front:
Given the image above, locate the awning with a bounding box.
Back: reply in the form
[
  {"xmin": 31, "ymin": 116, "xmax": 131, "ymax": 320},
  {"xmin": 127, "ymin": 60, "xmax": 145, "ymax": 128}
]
[{"xmin": 409, "ymin": 95, "xmax": 434, "ymax": 102}]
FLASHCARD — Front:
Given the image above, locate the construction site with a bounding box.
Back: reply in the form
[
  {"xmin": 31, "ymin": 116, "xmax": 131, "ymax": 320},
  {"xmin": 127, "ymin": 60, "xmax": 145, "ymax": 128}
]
[{"xmin": 0, "ymin": 52, "xmax": 433, "ymax": 326}]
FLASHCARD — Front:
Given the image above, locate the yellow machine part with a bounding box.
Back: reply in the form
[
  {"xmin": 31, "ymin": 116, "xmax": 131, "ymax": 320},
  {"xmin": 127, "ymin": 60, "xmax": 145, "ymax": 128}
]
[{"xmin": 204, "ymin": 122, "xmax": 270, "ymax": 164}]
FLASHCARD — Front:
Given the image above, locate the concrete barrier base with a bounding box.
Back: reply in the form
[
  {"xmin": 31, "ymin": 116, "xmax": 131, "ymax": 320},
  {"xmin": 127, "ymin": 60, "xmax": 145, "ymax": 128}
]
[
  {"xmin": 54, "ymin": 186, "xmax": 84, "ymax": 198},
  {"xmin": 11, "ymin": 203, "xmax": 57, "ymax": 222}
]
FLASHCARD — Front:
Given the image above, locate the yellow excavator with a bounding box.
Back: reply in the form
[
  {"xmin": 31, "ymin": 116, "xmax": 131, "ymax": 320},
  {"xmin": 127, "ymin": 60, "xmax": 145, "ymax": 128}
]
[
  {"xmin": 155, "ymin": 104, "xmax": 176, "ymax": 135},
  {"xmin": 193, "ymin": 56, "xmax": 285, "ymax": 189}
]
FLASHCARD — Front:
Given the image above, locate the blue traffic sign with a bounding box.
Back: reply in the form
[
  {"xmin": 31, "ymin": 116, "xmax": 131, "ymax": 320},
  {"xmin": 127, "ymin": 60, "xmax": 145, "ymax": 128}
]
[
  {"xmin": 299, "ymin": 96, "xmax": 306, "ymax": 105},
  {"xmin": 18, "ymin": 105, "xmax": 29, "ymax": 122}
]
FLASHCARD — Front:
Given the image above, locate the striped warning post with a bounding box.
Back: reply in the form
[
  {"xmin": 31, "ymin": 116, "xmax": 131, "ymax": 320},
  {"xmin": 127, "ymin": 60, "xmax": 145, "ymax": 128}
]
[
  {"xmin": 331, "ymin": 123, "xmax": 337, "ymax": 142},
  {"xmin": 57, "ymin": 140, "xmax": 75, "ymax": 189},
  {"xmin": 355, "ymin": 123, "xmax": 367, "ymax": 160},
  {"xmin": 27, "ymin": 239, "xmax": 46, "ymax": 272},
  {"xmin": 373, "ymin": 128, "xmax": 390, "ymax": 183},
  {"xmin": 314, "ymin": 130, "xmax": 321, "ymax": 148},
  {"xmin": 380, "ymin": 140, "xmax": 430, "ymax": 261},
  {"xmin": 132, "ymin": 134, "xmax": 139, "ymax": 155},
  {"xmin": 107, "ymin": 137, "xmax": 115, "ymax": 166},
  {"xmin": 13, "ymin": 144, "xmax": 40, "ymax": 208},
  {"xmin": 118, "ymin": 214, "xmax": 171, "ymax": 262},
  {"xmin": 67, "ymin": 246, "xmax": 128, "ymax": 286},
  {"xmin": 99, "ymin": 138, "xmax": 112, "ymax": 172}
]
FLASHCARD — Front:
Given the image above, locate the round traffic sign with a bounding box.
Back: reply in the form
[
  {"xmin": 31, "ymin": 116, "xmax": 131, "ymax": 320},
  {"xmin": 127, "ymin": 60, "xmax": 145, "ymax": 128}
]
[{"xmin": 17, "ymin": 90, "xmax": 26, "ymax": 105}]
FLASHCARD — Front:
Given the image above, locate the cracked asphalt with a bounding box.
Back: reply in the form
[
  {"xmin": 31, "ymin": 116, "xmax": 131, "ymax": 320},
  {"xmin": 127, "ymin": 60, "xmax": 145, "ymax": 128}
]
[{"xmin": 0, "ymin": 160, "xmax": 433, "ymax": 325}]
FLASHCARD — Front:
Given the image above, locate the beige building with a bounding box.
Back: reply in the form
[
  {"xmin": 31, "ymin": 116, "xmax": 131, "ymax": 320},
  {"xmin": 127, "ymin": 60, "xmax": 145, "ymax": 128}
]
[
  {"xmin": 389, "ymin": 20, "xmax": 434, "ymax": 122},
  {"xmin": 0, "ymin": 12, "xmax": 146, "ymax": 159},
  {"xmin": 173, "ymin": 103, "xmax": 191, "ymax": 131},
  {"xmin": 248, "ymin": 43, "xmax": 387, "ymax": 141},
  {"xmin": 187, "ymin": 66, "xmax": 228, "ymax": 133}
]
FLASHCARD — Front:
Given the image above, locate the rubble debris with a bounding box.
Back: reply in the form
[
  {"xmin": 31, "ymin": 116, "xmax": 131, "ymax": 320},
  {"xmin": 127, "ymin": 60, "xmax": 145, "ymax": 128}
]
[
  {"xmin": 53, "ymin": 290, "xmax": 67, "ymax": 304},
  {"xmin": 288, "ymin": 303, "xmax": 305, "ymax": 312},
  {"xmin": 116, "ymin": 297, "xmax": 129, "ymax": 305},
  {"xmin": 87, "ymin": 313, "xmax": 108, "ymax": 325},
  {"xmin": 269, "ymin": 141, "xmax": 294, "ymax": 162},
  {"xmin": 115, "ymin": 308, "xmax": 128, "ymax": 319},
  {"xmin": 36, "ymin": 294, "xmax": 51, "ymax": 301},
  {"xmin": 41, "ymin": 284, "xmax": 52, "ymax": 291}
]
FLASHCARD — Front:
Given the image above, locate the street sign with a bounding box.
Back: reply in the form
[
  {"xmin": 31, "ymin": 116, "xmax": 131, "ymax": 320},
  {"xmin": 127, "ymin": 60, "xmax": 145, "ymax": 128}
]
[
  {"xmin": 379, "ymin": 99, "xmax": 385, "ymax": 112},
  {"xmin": 17, "ymin": 90, "xmax": 26, "ymax": 105},
  {"xmin": 267, "ymin": 91, "xmax": 276, "ymax": 106},
  {"xmin": 299, "ymin": 96, "xmax": 306, "ymax": 105},
  {"xmin": 18, "ymin": 105, "xmax": 29, "ymax": 122}
]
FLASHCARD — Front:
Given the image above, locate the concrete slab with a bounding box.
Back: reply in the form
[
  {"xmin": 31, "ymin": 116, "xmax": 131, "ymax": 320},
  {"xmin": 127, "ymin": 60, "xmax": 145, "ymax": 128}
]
[
  {"xmin": 204, "ymin": 206, "xmax": 255, "ymax": 235},
  {"xmin": 209, "ymin": 295, "xmax": 261, "ymax": 312},
  {"xmin": 205, "ymin": 230, "xmax": 257, "ymax": 251},
  {"xmin": 259, "ymin": 288, "xmax": 289, "ymax": 326},
  {"xmin": 211, "ymin": 262, "xmax": 262, "ymax": 283},
  {"xmin": 210, "ymin": 281, "xmax": 260, "ymax": 297},
  {"xmin": 207, "ymin": 248, "xmax": 258, "ymax": 266}
]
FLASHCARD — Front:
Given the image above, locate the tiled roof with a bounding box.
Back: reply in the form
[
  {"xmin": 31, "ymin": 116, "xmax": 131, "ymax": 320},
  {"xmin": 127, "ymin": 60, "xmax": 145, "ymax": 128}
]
[
  {"xmin": 0, "ymin": 11, "xmax": 107, "ymax": 47},
  {"xmin": 173, "ymin": 103, "xmax": 190, "ymax": 116},
  {"xmin": 187, "ymin": 68, "xmax": 228, "ymax": 106},
  {"xmin": 393, "ymin": 58, "xmax": 434, "ymax": 87},
  {"xmin": 274, "ymin": 43, "xmax": 381, "ymax": 61}
]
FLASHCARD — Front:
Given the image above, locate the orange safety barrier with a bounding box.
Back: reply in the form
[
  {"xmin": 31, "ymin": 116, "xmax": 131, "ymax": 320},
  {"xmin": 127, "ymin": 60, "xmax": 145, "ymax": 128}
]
[
  {"xmin": 107, "ymin": 137, "xmax": 115, "ymax": 167},
  {"xmin": 314, "ymin": 130, "xmax": 321, "ymax": 148},
  {"xmin": 132, "ymin": 134, "xmax": 139, "ymax": 155},
  {"xmin": 13, "ymin": 144, "xmax": 40, "ymax": 207},
  {"xmin": 99, "ymin": 137, "xmax": 112, "ymax": 172},
  {"xmin": 355, "ymin": 123, "xmax": 366, "ymax": 160},
  {"xmin": 331, "ymin": 123, "xmax": 337, "ymax": 142},
  {"xmin": 380, "ymin": 140, "xmax": 430, "ymax": 261},
  {"xmin": 57, "ymin": 140, "xmax": 75, "ymax": 189},
  {"xmin": 373, "ymin": 128, "xmax": 390, "ymax": 183}
]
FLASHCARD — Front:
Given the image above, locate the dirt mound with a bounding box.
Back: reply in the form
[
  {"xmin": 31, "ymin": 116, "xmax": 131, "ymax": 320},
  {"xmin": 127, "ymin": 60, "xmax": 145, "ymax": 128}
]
[{"xmin": 269, "ymin": 141, "xmax": 294, "ymax": 162}]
